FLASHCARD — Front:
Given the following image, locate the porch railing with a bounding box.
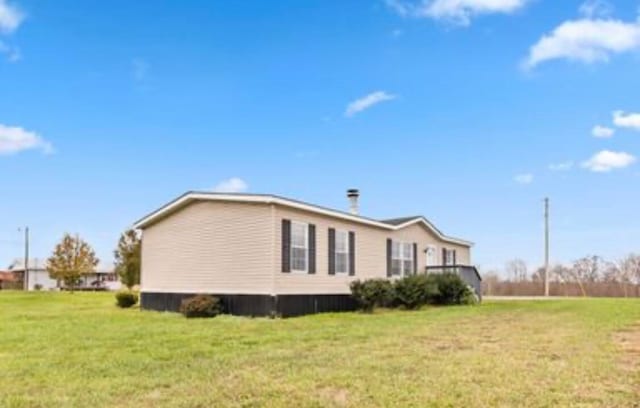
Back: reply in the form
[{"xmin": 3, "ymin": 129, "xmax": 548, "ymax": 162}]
[{"xmin": 424, "ymin": 265, "xmax": 482, "ymax": 301}]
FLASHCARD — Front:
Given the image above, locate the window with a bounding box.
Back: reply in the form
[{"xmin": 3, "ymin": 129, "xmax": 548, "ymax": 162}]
[
  {"xmin": 291, "ymin": 222, "xmax": 308, "ymax": 272},
  {"xmin": 392, "ymin": 241, "xmax": 414, "ymax": 276},
  {"xmin": 335, "ymin": 230, "xmax": 349, "ymax": 274},
  {"xmin": 444, "ymin": 249, "xmax": 456, "ymax": 266},
  {"xmin": 425, "ymin": 245, "xmax": 437, "ymax": 266}
]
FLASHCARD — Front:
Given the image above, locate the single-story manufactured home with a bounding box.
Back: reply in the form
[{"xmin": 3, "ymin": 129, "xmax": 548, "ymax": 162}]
[{"xmin": 135, "ymin": 190, "xmax": 481, "ymax": 317}]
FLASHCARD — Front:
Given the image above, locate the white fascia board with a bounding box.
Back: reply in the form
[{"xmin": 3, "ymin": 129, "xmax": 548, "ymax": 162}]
[
  {"xmin": 394, "ymin": 218, "xmax": 474, "ymax": 247},
  {"xmin": 133, "ymin": 193, "xmax": 473, "ymax": 247}
]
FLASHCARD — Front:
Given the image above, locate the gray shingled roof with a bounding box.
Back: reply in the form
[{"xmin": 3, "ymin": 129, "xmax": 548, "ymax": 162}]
[{"xmin": 134, "ymin": 192, "xmax": 473, "ymax": 246}]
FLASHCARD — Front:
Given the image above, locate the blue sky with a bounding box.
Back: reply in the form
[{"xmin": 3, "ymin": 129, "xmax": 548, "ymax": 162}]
[{"xmin": 1, "ymin": 0, "xmax": 640, "ymax": 274}]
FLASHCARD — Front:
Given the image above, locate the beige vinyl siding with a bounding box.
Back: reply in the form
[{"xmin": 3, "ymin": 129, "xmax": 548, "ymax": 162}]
[
  {"xmin": 273, "ymin": 206, "xmax": 388, "ymax": 295},
  {"xmin": 139, "ymin": 198, "xmax": 472, "ymax": 296},
  {"xmin": 141, "ymin": 201, "xmax": 274, "ymax": 294},
  {"xmin": 393, "ymin": 223, "xmax": 471, "ymax": 267},
  {"xmin": 273, "ymin": 205, "xmax": 472, "ymax": 295}
]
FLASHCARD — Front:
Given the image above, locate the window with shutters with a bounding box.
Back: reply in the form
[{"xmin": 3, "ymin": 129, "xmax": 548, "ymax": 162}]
[
  {"xmin": 291, "ymin": 221, "xmax": 308, "ymax": 272},
  {"xmin": 335, "ymin": 230, "xmax": 349, "ymax": 274},
  {"xmin": 391, "ymin": 241, "xmax": 414, "ymax": 276}
]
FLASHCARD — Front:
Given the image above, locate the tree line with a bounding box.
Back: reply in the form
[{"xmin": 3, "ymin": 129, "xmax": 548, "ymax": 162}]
[
  {"xmin": 44, "ymin": 230, "xmax": 141, "ymax": 291},
  {"xmin": 484, "ymin": 254, "xmax": 640, "ymax": 297}
]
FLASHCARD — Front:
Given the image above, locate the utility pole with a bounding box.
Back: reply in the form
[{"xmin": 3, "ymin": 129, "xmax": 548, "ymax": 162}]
[
  {"xmin": 23, "ymin": 227, "xmax": 30, "ymax": 291},
  {"xmin": 544, "ymin": 198, "xmax": 550, "ymax": 297}
]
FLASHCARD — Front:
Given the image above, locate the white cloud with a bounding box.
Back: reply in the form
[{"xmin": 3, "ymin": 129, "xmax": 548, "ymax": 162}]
[
  {"xmin": 213, "ymin": 177, "xmax": 248, "ymax": 193},
  {"xmin": 132, "ymin": 58, "xmax": 149, "ymax": 81},
  {"xmin": 514, "ymin": 173, "xmax": 534, "ymax": 184},
  {"xmin": 0, "ymin": 124, "xmax": 53, "ymax": 155},
  {"xmin": 548, "ymin": 161, "xmax": 574, "ymax": 171},
  {"xmin": 613, "ymin": 110, "xmax": 640, "ymax": 131},
  {"xmin": 582, "ymin": 150, "xmax": 636, "ymax": 172},
  {"xmin": 0, "ymin": 0, "xmax": 23, "ymax": 34},
  {"xmin": 523, "ymin": 17, "xmax": 640, "ymax": 69},
  {"xmin": 0, "ymin": 40, "xmax": 19, "ymax": 62},
  {"xmin": 592, "ymin": 125, "xmax": 615, "ymax": 138},
  {"xmin": 385, "ymin": 0, "xmax": 529, "ymax": 26},
  {"xmin": 578, "ymin": 0, "xmax": 613, "ymax": 19},
  {"xmin": 345, "ymin": 91, "xmax": 396, "ymax": 117}
]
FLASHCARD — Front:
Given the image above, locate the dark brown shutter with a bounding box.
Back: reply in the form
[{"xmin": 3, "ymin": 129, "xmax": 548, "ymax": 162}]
[
  {"xmin": 442, "ymin": 248, "xmax": 447, "ymax": 266},
  {"xmin": 282, "ymin": 219, "xmax": 291, "ymax": 273},
  {"xmin": 413, "ymin": 243, "xmax": 418, "ymax": 275},
  {"xmin": 328, "ymin": 228, "xmax": 336, "ymax": 275},
  {"xmin": 386, "ymin": 239, "xmax": 392, "ymax": 277},
  {"xmin": 308, "ymin": 224, "xmax": 316, "ymax": 274},
  {"xmin": 349, "ymin": 231, "xmax": 356, "ymax": 276},
  {"xmin": 453, "ymin": 250, "xmax": 457, "ymax": 266}
]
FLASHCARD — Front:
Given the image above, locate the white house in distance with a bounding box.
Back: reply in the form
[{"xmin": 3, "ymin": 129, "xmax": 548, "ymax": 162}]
[
  {"xmin": 7, "ymin": 258, "xmax": 122, "ymax": 291},
  {"xmin": 134, "ymin": 190, "xmax": 480, "ymax": 317}
]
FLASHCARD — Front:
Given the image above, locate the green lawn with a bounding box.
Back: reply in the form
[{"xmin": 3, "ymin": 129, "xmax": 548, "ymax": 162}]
[{"xmin": 1, "ymin": 292, "xmax": 639, "ymax": 407}]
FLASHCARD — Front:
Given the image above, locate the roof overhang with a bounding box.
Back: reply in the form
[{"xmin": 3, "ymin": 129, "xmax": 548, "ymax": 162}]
[{"xmin": 133, "ymin": 192, "xmax": 474, "ymax": 247}]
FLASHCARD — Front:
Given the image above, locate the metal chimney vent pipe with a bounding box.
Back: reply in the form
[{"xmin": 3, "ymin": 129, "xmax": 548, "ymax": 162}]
[{"xmin": 347, "ymin": 189, "xmax": 360, "ymax": 215}]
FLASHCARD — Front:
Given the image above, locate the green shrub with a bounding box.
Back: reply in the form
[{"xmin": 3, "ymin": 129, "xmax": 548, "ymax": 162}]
[
  {"xmin": 393, "ymin": 274, "xmax": 439, "ymax": 309},
  {"xmin": 461, "ymin": 290, "xmax": 479, "ymax": 306},
  {"xmin": 429, "ymin": 273, "xmax": 474, "ymax": 305},
  {"xmin": 180, "ymin": 295, "xmax": 222, "ymax": 318},
  {"xmin": 115, "ymin": 290, "xmax": 139, "ymax": 308},
  {"xmin": 34, "ymin": 284, "xmax": 43, "ymax": 291},
  {"xmin": 350, "ymin": 279, "xmax": 395, "ymax": 312}
]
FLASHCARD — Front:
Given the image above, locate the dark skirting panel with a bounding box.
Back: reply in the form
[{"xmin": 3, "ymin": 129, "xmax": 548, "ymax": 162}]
[
  {"xmin": 141, "ymin": 292, "xmax": 356, "ymax": 318},
  {"xmin": 276, "ymin": 294, "xmax": 358, "ymax": 318}
]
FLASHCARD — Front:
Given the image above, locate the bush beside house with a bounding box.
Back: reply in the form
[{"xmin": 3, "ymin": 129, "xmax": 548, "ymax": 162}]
[
  {"xmin": 349, "ymin": 279, "xmax": 395, "ymax": 312},
  {"xmin": 115, "ymin": 290, "xmax": 139, "ymax": 308},
  {"xmin": 180, "ymin": 295, "xmax": 222, "ymax": 318},
  {"xmin": 350, "ymin": 273, "xmax": 477, "ymax": 312}
]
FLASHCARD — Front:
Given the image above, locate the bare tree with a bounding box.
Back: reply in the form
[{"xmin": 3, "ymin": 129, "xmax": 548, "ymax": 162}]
[
  {"xmin": 547, "ymin": 264, "xmax": 572, "ymax": 296},
  {"xmin": 550, "ymin": 264, "xmax": 571, "ymax": 284},
  {"xmin": 570, "ymin": 255, "xmax": 604, "ymax": 296},
  {"xmin": 602, "ymin": 261, "xmax": 620, "ymax": 283},
  {"xmin": 505, "ymin": 259, "xmax": 528, "ymax": 282},
  {"xmin": 481, "ymin": 270, "xmax": 500, "ymax": 296},
  {"xmin": 531, "ymin": 267, "xmax": 544, "ymax": 282},
  {"xmin": 620, "ymin": 253, "xmax": 640, "ymax": 285},
  {"xmin": 614, "ymin": 254, "xmax": 640, "ymax": 296}
]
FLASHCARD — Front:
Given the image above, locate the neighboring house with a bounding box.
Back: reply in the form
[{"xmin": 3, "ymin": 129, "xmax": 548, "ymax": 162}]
[
  {"xmin": 7, "ymin": 259, "xmax": 122, "ymax": 291},
  {"xmin": 0, "ymin": 271, "xmax": 19, "ymax": 290},
  {"xmin": 135, "ymin": 190, "xmax": 481, "ymax": 317},
  {"xmin": 8, "ymin": 259, "xmax": 58, "ymax": 291}
]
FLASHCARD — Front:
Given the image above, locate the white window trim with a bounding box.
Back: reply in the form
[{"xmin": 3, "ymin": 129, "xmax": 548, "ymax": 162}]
[
  {"xmin": 334, "ymin": 230, "xmax": 350, "ymax": 274},
  {"xmin": 425, "ymin": 245, "xmax": 437, "ymax": 267},
  {"xmin": 290, "ymin": 221, "xmax": 309, "ymax": 273},
  {"xmin": 444, "ymin": 249, "xmax": 455, "ymax": 266},
  {"xmin": 391, "ymin": 240, "xmax": 414, "ymax": 277}
]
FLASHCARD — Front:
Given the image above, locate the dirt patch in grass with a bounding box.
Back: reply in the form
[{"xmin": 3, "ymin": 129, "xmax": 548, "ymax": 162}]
[
  {"xmin": 615, "ymin": 323, "xmax": 640, "ymax": 373},
  {"xmin": 316, "ymin": 386, "xmax": 350, "ymax": 406}
]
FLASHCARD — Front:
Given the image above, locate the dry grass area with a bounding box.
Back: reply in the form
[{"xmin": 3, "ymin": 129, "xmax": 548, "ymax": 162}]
[
  {"xmin": 0, "ymin": 292, "xmax": 639, "ymax": 407},
  {"xmin": 615, "ymin": 323, "xmax": 640, "ymax": 375}
]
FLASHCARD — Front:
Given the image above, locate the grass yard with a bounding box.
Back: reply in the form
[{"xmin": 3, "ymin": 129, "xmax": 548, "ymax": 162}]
[{"xmin": 1, "ymin": 292, "xmax": 639, "ymax": 407}]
